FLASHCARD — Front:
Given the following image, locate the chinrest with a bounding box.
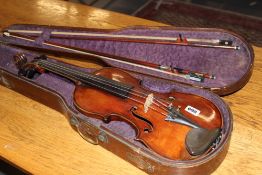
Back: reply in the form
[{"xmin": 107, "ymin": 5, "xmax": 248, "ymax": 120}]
[{"xmin": 186, "ymin": 128, "xmax": 221, "ymax": 156}]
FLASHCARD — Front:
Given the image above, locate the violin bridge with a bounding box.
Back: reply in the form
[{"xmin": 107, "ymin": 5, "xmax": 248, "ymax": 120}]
[
  {"xmin": 144, "ymin": 93, "xmax": 154, "ymax": 113},
  {"xmin": 168, "ymin": 96, "xmax": 175, "ymax": 108}
]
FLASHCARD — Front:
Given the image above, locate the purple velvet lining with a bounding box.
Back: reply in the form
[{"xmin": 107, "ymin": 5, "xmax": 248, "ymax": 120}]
[
  {"xmin": 1, "ymin": 24, "xmax": 253, "ymax": 90},
  {"xmin": 0, "ymin": 43, "xmax": 231, "ymax": 162}
]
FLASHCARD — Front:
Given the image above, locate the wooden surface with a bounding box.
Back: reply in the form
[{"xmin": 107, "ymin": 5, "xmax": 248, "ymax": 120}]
[{"xmin": 0, "ymin": 0, "xmax": 261, "ymax": 174}]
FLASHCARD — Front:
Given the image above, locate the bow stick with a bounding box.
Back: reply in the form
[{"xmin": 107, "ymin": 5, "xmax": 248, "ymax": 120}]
[
  {"xmin": 6, "ymin": 29, "xmax": 240, "ymax": 50},
  {"xmin": 2, "ymin": 32, "xmax": 215, "ymax": 82}
]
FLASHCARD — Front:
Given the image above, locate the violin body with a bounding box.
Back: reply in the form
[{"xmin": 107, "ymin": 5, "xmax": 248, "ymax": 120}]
[{"xmin": 74, "ymin": 68, "xmax": 222, "ymax": 160}]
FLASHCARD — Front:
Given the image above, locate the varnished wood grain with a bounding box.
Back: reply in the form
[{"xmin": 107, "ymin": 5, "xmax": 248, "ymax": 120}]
[{"xmin": 0, "ymin": 0, "xmax": 261, "ymax": 174}]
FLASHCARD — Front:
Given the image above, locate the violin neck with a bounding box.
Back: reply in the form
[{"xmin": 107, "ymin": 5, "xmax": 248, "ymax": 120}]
[{"xmin": 37, "ymin": 59, "xmax": 133, "ymax": 98}]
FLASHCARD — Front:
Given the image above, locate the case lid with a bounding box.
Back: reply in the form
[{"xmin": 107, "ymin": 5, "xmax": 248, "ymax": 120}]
[{"xmin": 0, "ymin": 24, "xmax": 254, "ymax": 95}]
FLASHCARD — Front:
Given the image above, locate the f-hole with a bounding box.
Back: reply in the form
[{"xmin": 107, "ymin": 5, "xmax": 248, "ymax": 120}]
[{"xmin": 130, "ymin": 106, "xmax": 154, "ymax": 132}]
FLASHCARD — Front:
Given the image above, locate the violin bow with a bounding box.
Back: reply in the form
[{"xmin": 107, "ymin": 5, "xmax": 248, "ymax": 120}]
[
  {"xmin": 2, "ymin": 32, "xmax": 215, "ymax": 82},
  {"xmin": 6, "ymin": 29, "xmax": 240, "ymax": 50}
]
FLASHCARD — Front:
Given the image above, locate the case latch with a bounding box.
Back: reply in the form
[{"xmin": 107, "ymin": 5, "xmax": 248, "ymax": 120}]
[{"xmin": 70, "ymin": 116, "xmax": 99, "ymax": 145}]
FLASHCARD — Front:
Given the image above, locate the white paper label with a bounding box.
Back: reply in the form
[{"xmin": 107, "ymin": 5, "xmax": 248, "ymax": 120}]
[{"xmin": 185, "ymin": 105, "xmax": 200, "ymax": 116}]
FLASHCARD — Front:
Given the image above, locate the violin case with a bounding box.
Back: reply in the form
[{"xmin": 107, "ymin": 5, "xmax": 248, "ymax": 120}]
[{"xmin": 0, "ymin": 24, "xmax": 254, "ymax": 175}]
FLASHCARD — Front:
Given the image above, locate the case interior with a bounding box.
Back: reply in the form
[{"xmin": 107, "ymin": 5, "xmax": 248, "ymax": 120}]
[{"xmin": 0, "ymin": 24, "xmax": 254, "ymax": 95}]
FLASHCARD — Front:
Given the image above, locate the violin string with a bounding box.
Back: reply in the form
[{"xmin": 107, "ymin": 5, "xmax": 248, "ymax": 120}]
[
  {"xmin": 38, "ymin": 62, "xmax": 169, "ymax": 117},
  {"xmin": 38, "ymin": 60, "xmax": 170, "ymax": 107},
  {"xmin": 38, "ymin": 60, "xmax": 172, "ymax": 115},
  {"xmin": 39, "ymin": 60, "xmax": 171, "ymax": 114}
]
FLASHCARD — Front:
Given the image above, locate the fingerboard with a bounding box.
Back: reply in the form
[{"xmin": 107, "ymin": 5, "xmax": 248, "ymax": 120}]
[{"xmin": 37, "ymin": 59, "xmax": 133, "ymax": 98}]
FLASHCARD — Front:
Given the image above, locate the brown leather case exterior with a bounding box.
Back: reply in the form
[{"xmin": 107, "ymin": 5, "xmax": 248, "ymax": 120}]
[{"xmin": 0, "ymin": 67, "xmax": 232, "ymax": 175}]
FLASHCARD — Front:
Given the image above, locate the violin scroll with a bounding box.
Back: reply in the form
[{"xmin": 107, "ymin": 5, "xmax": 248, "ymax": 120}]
[
  {"xmin": 13, "ymin": 54, "xmax": 46, "ymax": 79},
  {"xmin": 14, "ymin": 53, "xmax": 27, "ymax": 69}
]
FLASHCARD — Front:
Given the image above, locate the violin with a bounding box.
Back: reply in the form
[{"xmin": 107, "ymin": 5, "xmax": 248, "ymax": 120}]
[{"xmin": 14, "ymin": 54, "xmax": 222, "ymax": 160}]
